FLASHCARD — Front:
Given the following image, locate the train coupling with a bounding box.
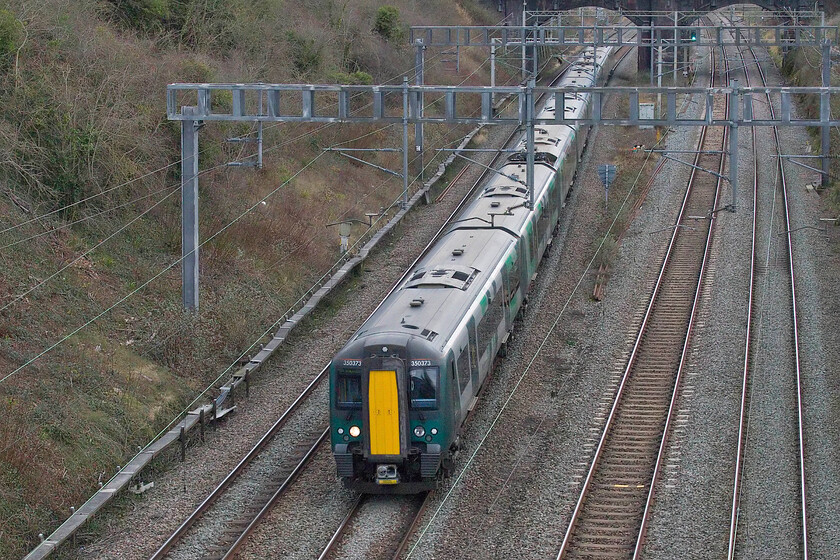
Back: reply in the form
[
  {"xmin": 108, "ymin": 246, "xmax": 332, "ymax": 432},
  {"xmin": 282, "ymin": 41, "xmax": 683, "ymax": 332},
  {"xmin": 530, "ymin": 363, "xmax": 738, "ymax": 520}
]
[{"xmin": 376, "ymin": 464, "xmax": 399, "ymax": 485}]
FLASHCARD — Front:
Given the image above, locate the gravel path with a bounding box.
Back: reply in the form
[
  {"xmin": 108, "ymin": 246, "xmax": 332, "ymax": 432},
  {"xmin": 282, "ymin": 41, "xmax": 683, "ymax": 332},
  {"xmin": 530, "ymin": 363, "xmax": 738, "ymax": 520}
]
[{"xmin": 65, "ymin": 122, "xmax": 515, "ymax": 560}]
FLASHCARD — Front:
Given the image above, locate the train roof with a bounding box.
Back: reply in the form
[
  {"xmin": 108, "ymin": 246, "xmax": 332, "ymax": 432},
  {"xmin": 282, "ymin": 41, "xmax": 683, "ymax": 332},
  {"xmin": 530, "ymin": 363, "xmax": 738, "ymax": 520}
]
[
  {"xmin": 353, "ymin": 226, "xmax": 515, "ymax": 350},
  {"xmin": 347, "ymin": 46, "xmax": 612, "ymax": 356}
]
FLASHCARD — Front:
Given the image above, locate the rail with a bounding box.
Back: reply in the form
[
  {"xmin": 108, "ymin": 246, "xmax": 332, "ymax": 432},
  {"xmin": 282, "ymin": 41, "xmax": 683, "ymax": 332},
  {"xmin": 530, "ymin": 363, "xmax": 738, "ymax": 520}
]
[
  {"xmin": 557, "ymin": 28, "xmax": 727, "ymax": 559},
  {"xmin": 726, "ymin": 28, "xmax": 810, "ymax": 560}
]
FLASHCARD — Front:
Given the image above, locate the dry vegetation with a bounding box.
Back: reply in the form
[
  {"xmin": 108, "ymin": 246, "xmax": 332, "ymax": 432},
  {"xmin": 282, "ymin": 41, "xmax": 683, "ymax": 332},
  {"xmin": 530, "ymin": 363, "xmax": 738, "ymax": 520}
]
[
  {"xmin": 0, "ymin": 0, "xmax": 504, "ymax": 555},
  {"xmin": 767, "ymin": 12, "xmax": 840, "ymax": 213}
]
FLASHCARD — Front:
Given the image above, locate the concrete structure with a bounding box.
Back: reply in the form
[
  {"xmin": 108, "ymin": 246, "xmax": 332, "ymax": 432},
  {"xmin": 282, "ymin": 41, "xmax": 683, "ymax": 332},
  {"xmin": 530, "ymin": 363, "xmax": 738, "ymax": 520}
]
[{"xmin": 494, "ymin": 1, "xmax": 825, "ymax": 69}]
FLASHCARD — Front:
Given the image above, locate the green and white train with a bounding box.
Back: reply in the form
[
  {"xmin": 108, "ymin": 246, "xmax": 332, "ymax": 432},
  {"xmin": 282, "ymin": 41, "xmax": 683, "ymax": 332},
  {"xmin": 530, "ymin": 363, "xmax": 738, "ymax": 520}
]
[{"xmin": 330, "ymin": 45, "xmax": 613, "ymax": 493}]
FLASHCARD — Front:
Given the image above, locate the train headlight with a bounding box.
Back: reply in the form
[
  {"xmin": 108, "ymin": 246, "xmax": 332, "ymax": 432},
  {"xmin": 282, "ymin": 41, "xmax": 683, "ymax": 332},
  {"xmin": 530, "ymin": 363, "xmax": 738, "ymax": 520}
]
[
  {"xmin": 337, "ymin": 428, "xmax": 344, "ymax": 435},
  {"xmin": 430, "ymin": 428, "xmax": 438, "ymax": 435},
  {"xmin": 349, "ymin": 426, "xmax": 361, "ymax": 438},
  {"xmin": 413, "ymin": 426, "xmax": 425, "ymax": 438}
]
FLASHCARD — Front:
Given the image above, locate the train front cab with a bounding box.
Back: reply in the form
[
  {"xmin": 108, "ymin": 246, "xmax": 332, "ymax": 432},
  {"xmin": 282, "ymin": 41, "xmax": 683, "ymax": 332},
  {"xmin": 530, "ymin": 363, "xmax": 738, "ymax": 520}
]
[{"xmin": 331, "ymin": 339, "xmax": 448, "ymax": 493}]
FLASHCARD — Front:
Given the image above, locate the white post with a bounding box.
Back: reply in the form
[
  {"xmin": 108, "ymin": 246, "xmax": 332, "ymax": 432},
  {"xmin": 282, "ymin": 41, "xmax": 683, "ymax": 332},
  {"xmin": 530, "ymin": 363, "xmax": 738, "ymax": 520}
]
[
  {"xmin": 402, "ymin": 77, "xmax": 409, "ymax": 208},
  {"xmin": 181, "ymin": 106, "xmax": 199, "ymax": 310},
  {"xmin": 491, "ymin": 38, "xmax": 498, "ymax": 107},
  {"xmin": 673, "ymin": 10, "xmax": 678, "ymax": 85},
  {"xmin": 522, "ymin": 0, "xmax": 527, "ymax": 81},
  {"xmin": 657, "ymin": 32, "xmax": 663, "ymax": 117}
]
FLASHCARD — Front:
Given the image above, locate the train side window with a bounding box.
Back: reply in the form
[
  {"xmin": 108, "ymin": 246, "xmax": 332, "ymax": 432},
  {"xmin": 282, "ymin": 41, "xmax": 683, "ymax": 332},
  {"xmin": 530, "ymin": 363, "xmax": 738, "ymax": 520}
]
[
  {"xmin": 456, "ymin": 347, "xmax": 470, "ymax": 393},
  {"xmin": 336, "ymin": 374, "xmax": 362, "ymax": 409},
  {"xmin": 409, "ymin": 367, "xmax": 439, "ymax": 409}
]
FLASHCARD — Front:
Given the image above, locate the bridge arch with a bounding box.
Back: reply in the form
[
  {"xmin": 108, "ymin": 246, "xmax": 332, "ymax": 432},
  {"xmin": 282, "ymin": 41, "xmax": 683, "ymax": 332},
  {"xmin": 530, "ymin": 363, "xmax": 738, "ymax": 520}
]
[{"xmin": 496, "ymin": 1, "xmax": 822, "ymax": 26}]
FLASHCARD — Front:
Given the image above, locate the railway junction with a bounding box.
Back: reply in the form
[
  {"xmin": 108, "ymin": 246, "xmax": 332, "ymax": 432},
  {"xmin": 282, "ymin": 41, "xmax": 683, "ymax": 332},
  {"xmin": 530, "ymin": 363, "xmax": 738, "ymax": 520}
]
[{"xmin": 24, "ymin": 6, "xmax": 840, "ymax": 560}]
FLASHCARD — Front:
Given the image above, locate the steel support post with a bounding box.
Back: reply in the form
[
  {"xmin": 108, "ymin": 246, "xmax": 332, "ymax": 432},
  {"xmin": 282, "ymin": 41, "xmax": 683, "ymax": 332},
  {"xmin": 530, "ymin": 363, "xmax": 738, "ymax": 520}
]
[
  {"xmin": 526, "ymin": 79, "xmax": 535, "ymax": 210},
  {"xmin": 257, "ymin": 93, "xmax": 264, "ymax": 169},
  {"xmin": 415, "ymin": 39, "xmax": 425, "ymax": 183},
  {"xmin": 402, "ymin": 77, "xmax": 410, "ymax": 208},
  {"xmin": 181, "ymin": 106, "xmax": 199, "ymax": 310},
  {"xmin": 822, "ymin": 39, "xmax": 831, "ymax": 186},
  {"xmin": 657, "ymin": 33, "xmax": 663, "ymax": 117},
  {"xmin": 522, "ymin": 1, "xmax": 527, "ymax": 81},
  {"xmin": 532, "ymin": 43, "xmax": 539, "ymax": 79},
  {"xmin": 673, "ymin": 11, "xmax": 678, "ymax": 85},
  {"xmin": 491, "ymin": 38, "xmax": 498, "ymax": 107},
  {"xmin": 729, "ymin": 81, "xmax": 739, "ymax": 212},
  {"xmin": 257, "ymin": 121, "xmax": 263, "ymax": 169},
  {"xmin": 650, "ymin": 24, "xmax": 655, "ymax": 84}
]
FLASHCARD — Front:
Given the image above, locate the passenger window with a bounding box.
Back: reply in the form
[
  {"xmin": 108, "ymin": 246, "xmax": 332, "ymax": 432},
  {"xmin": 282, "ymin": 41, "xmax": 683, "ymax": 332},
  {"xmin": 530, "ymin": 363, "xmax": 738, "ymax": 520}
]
[
  {"xmin": 409, "ymin": 367, "xmax": 439, "ymax": 409},
  {"xmin": 336, "ymin": 375, "xmax": 362, "ymax": 409}
]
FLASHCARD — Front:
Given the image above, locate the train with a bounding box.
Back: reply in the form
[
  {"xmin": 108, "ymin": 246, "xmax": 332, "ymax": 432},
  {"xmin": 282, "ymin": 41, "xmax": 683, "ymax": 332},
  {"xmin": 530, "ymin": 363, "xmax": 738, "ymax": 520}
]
[{"xmin": 329, "ymin": 45, "xmax": 613, "ymax": 493}]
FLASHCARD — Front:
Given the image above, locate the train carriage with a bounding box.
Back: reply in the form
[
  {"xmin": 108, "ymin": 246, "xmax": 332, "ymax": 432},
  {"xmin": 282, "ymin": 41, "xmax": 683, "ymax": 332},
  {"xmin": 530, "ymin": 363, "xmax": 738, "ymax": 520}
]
[{"xmin": 330, "ymin": 46, "xmax": 612, "ymax": 493}]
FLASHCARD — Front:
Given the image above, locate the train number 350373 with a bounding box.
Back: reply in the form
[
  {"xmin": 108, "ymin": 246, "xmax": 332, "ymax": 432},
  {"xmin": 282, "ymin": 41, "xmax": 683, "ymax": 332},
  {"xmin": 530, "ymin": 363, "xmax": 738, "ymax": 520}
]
[{"xmin": 410, "ymin": 359, "xmax": 432, "ymax": 367}]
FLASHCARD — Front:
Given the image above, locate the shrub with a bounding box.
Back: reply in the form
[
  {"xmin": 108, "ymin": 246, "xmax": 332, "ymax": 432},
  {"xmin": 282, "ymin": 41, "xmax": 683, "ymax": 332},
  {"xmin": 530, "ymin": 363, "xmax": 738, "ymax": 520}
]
[
  {"xmin": 286, "ymin": 30, "xmax": 323, "ymax": 75},
  {"xmin": 328, "ymin": 70, "xmax": 373, "ymax": 85},
  {"xmin": 0, "ymin": 9, "xmax": 21, "ymax": 69},
  {"xmin": 106, "ymin": 0, "xmax": 170, "ymax": 31},
  {"xmin": 373, "ymin": 5, "xmax": 404, "ymax": 43}
]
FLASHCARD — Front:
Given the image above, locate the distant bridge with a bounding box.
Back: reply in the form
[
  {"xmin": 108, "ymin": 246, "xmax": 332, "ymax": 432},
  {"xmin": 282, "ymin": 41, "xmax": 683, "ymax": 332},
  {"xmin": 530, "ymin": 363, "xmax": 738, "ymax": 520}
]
[
  {"xmin": 491, "ymin": 1, "xmax": 827, "ymax": 70},
  {"xmin": 495, "ymin": 0, "xmax": 824, "ymax": 23}
]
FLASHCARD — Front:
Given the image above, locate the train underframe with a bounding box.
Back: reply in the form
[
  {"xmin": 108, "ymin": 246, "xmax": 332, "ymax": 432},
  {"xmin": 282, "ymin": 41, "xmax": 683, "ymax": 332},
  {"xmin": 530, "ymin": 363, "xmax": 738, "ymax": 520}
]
[{"xmin": 334, "ymin": 442, "xmax": 452, "ymax": 494}]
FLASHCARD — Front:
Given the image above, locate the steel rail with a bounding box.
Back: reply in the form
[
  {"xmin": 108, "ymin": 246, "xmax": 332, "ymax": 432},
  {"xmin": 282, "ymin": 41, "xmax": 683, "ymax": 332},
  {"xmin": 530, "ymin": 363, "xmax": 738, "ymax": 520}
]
[
  {"xmin": 220, "ymin": 427, "xmax": 328, "ymax": 560},
  {"xmin": 317, "ymin": 494, "xmax": 365, "ymax": 560},
  {"xmin": 632, "ymin": 22, "xmax": 731, "ymax": 557},
  {"xmin": 727, "ymin": 30, "xmax": 810, "ymax": 560},
  {"xmin": 557, "ymin": 29, "xmax": 725, "ymax": 560},
  {"xmin": 776, "ymin": 60, "xmax": 811, "ymax": 560},
  {"xmin": 148, "ymin": 371, "xmax": 329, "ymax": 560},
  {"xmin": 149, "ymin": 55, "xmax": 577, "ymax": 560},
  {"xmin": 391, "ymin": 492, "xmax": 433, "ymax": 560},
  {"xmin": 148, "ymin": 133, "xmax": 501, "ymax": 560},
  {"xmin": 314, "ymin": 49, "xmax": 628, "ymax": 559},
  {"xmin": 726, "ymin": 25, "xmax": 761, "ymax": 560}
]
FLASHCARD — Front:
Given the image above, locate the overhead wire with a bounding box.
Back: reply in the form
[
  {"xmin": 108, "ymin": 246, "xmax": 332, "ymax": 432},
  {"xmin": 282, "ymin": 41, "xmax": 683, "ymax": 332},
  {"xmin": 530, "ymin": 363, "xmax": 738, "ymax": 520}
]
[
  {"xmin": 0, "ymin": 57, "xmax": 452, "ymax": 312},
  {"xmin": 82, "ymin": 125, "xmax": 475, "ymax": 513},
  {"xmin": 0, "ymin": 56, "xmax": 472, "ymax": 371},
  {"xmin": 406, "ymin": 90, "xmax": 672, "ymax": 560},
  {"xmin": 121, "ymin": 54, "xmax": 514, "ymax": 475},
  {"xmin": 0, "ymin": 159, "xmax": 182, "ymax": 236},
  {"xmin": 0, "ymin": 184, "xmax": 182, "ymax": 251},
  {"xmin": 0, "ymin": 151, "xmax": 327, "ymax": 385},
  {"xmin": 0, "ymin": 52, "xmax": 448, "ymax": 238}
]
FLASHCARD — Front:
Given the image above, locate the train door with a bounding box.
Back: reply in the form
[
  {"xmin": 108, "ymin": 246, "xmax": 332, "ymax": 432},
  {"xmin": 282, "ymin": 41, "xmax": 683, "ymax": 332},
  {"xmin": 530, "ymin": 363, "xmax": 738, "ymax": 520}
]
[
  {"xmin": 448, "ymin": 356, "xmax": 460, "ymax": 428},
  {"xmin": 468, "ymin": 317, "xmax": 479, "ymax": 389},
  {"xmin": 362, "ymin": 356, "xmax": 408, "ymax": 459},
  {"xmin": 455, "ymin": 341, "xmax": 471, "ymax": 421}
]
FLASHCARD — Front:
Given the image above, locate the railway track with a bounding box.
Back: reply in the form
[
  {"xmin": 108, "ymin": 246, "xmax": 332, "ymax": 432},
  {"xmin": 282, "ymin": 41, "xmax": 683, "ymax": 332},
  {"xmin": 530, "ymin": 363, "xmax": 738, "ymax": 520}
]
[
  {"xmin": 147, "ymin": 93, "xmax": 532, "ymax": 560},
  {"xmin": 727, "ymin": 27, "xmax": 810, "ymax": 560},
  {"xmin": 317, "ymin": 492, "xmax": 431, "ymax": 560},
  {"xmin": 150, "ymin": 47, "xmax": 634, "ymax": 560},
  {"xmin": 557, "ymin": 33, "xmax": 729, "ymax": 560}
]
